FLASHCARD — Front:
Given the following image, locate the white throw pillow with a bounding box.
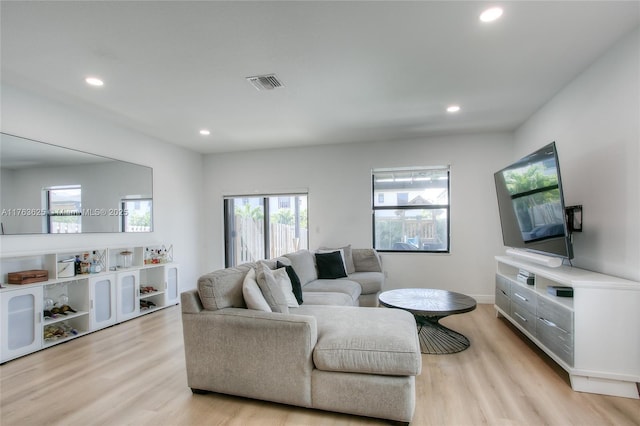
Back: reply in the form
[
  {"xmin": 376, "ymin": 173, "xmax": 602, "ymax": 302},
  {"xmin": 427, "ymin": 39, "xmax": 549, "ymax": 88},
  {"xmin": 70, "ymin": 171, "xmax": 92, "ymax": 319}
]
[
  {"xmin": 242, "ymin": 268, "xmax": 272, "ymax": 312},
  {"xmin": 255, "ymin": 261, "xmax": 290, "ymax": 314},
  {"xmin": 273, "ymin": 267, "xmax": 299, "ymax": 308}
]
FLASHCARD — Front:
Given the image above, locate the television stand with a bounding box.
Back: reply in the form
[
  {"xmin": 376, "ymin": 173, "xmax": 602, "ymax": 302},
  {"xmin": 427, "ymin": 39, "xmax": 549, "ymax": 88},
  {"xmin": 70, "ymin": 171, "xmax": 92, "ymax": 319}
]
[{"xmin": 495, "ymin": 255, "xmax": 640, "ymax": 399}]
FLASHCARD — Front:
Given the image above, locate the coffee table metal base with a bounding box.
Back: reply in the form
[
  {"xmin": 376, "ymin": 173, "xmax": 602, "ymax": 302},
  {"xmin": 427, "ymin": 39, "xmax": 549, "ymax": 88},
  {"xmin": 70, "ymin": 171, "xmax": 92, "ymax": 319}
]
[
  {"xmin": 378, "ymin": 288, "xmax": 476, "ymax": 355},
  {"xmin": 415, "ymin": 315, "xmax": 470, "ymax": 354}
]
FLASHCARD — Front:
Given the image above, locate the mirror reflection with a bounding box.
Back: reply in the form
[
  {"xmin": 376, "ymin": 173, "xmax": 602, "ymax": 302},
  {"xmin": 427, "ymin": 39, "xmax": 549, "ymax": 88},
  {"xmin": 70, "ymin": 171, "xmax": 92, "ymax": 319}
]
[{"xmin": 0, "ymin": 133, "xmax": 153, "ymax": 235}]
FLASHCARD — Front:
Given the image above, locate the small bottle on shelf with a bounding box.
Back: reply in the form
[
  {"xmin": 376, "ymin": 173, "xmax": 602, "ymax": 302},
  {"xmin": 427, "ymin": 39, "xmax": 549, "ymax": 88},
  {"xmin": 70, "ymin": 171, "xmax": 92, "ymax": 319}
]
[
  {"xmin": 81, "ymin": 253, "xmax": 90, "ymax": 274},
  {"xmin": 74, "ymin": 255, "xmax": 82, "ymax": 275},
  {"xmin": 90, "ymin": 250, "xmax": 102, "ymax": 273}
]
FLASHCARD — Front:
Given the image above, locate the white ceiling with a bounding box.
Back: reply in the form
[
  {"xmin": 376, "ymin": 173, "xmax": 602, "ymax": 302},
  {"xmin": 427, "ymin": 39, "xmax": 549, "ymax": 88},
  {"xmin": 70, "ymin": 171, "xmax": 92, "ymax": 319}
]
[{"xmin": 1, "ymin": 1, "xmax": 638, "ymax": 154}]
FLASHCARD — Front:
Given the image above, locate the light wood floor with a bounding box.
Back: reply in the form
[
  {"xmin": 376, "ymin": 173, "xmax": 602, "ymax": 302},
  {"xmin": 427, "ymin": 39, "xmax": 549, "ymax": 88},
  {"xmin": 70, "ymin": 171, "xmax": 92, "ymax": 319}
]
[{"xmin": 1, "ymin": 304, "xmax": 638, "ymax": 426}]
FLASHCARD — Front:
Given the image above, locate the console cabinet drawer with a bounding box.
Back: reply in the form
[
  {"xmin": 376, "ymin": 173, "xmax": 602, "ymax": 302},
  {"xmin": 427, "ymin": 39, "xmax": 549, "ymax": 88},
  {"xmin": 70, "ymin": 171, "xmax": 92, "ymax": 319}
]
[
  {"xmin": 510, "ymin": 303, "xmax": 536, "ymax": 335},
  {"xmin": 495, "ymin": 274, "xmax": 510, "ymax": 294},
  {"xmin": 546, "ymin": 339, "xmax": 573, "ymax": 366},
  {"xmin": 537, "ymin": 298, "xmax": 573, "ymax": 333},
  {"xmin": 537, "ymin": 317, "xmax": 574, "ymax": 366},
  {"xmin": 510, "ymin": 284, "xmax": 536, "ymax": 315},
  {"xmin": 495, "ymin": 287, "xmax": 510, "ymax": 313}
]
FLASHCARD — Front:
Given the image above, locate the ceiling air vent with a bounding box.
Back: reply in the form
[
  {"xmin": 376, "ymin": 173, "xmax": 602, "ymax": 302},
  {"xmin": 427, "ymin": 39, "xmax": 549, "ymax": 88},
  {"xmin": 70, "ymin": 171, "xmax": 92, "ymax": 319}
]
[{"xmin": 246, "ymin": 74, "xmax": 284, "ymax": 91}]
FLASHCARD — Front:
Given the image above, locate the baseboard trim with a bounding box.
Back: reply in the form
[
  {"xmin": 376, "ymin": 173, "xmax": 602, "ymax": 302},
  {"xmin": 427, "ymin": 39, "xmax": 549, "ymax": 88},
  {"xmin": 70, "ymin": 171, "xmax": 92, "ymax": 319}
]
[{"xmin": 473, "ymin": 294, "xmax": 494, "ymax": 304}]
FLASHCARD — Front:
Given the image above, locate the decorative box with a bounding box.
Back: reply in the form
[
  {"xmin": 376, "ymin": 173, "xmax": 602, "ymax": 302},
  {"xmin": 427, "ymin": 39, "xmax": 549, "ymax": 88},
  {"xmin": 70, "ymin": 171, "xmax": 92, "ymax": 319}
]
[
  {"xmin": 7, "ymin": 269, "xmax": 49, "ymax": 285},
  {"xmin": 57, "ymin": 259, "xmax": 76, "ymax": 278}
]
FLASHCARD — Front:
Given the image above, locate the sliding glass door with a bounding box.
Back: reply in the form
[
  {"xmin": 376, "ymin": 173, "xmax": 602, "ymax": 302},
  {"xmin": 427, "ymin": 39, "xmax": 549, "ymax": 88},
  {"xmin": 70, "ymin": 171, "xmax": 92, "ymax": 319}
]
[{"xmin": 224, "ymin": 194, "xmax": 307, "ymax": 267}]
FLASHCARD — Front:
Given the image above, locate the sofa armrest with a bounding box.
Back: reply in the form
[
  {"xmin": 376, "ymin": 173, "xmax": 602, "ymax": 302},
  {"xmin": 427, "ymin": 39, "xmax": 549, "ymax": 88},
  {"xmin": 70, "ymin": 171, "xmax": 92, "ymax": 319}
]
[
  {"xmin": 181, "ymin": 305, "xmax": 317, "ymax": 407},
  {"xmin": 181, "ymin": 289, "xmax": 204, "ymax": 314},
  {"xmin": 352, "ymin": 248, "xmax": 383, "ymax": 272}
]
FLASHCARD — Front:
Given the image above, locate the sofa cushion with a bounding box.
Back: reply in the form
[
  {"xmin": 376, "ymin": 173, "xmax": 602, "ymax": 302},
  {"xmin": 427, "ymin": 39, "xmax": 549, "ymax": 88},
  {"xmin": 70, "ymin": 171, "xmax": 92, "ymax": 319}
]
[
  {"xmin": 302, "ymin": 279, "xmax": 361, "ymax": 304},
  {"xmin": 198, "ymin": 264, "xmax": 253, "ymax": 311},
  {"xmin": 277, "ymin": 261, "xmax": 303, "ymax": 304},
  {"xmin": 341, "ymin": 272, "xmax": 383, "ymax": 295},
  {"xmin": 284, "ymin": 250, "xmax": 318, "ymax": 285},
  {"xmin": 299, "ymin": 291, "xmax": 355, "ymax": 306},
  {"xmin": 296, "ymin": 306, "xmax": 421, "ymax": 376},
  {"xmin": 315, "ymin": 251, "xmax": 348, "ymax": 279},
  {"xmin": 273, "ymin": 256, "xmax": 291, "ymax": 266},
  {"xmin": 242, "ymin": 268, "xmax": 272, "ymax": 312},
  {"xmin": 320, "ymin": 245, "xmax": 355, "ymax": 274},
  {"xmin": 255, "ymin": 262, "xmax": 290, "ymax": 313},
  {"xmin": 352, "ymin": 249, "xmax": 382, "ymax": 272}
]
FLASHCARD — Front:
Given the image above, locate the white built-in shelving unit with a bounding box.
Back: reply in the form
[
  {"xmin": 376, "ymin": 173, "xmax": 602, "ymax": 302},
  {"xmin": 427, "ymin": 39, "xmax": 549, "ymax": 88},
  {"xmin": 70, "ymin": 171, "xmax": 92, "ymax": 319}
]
[{"xmin": 0, "ymin": 245, "xmax": 178, "ymax": 363}]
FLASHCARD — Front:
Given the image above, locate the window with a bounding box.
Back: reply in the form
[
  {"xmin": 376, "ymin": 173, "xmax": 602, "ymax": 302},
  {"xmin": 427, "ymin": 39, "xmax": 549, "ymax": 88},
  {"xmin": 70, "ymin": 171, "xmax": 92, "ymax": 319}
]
[
  {"xmin": 224, "ymin": 194, "xmax": 308, "ymax": 267},
  {"xmin": 46, "ymin": 186, "xmax": 82, "ymax": 233},
  {"xmin": 122, "ymin": 198, "xmax": 153, "ymax": 232},
  {"xmin": 372, "ymin": 167, "xmax": 450, "ymax": 252}
]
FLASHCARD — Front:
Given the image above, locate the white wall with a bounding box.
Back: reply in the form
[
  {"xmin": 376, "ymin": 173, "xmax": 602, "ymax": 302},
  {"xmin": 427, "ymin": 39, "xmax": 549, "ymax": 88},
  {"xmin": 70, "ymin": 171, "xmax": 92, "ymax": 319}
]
[
  {"xmin": 0, "ymin": 85, "xmax": 205, "ymax": 291},
  {"xmin": 515, "ymin": 28, "xmax": 639, "ymax": 281},
  {"xmin": 204, "ymin": 132, "xmax": 514, "ymax": 302}
]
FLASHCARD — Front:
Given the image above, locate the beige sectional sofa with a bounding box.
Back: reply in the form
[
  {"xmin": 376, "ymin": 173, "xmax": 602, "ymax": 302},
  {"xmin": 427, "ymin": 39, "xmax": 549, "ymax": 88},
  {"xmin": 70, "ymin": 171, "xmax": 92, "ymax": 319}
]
[{"xmin": 181, "ymin": 248, "xmax": 422, "ymax": 423}]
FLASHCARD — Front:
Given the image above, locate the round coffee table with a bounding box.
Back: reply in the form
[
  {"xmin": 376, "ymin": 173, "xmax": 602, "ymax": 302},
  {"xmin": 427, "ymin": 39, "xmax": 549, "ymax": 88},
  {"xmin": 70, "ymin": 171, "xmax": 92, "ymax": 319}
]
[{"xmin": 378, "ymin": 288, "xmax": 477, "ymax": 354}]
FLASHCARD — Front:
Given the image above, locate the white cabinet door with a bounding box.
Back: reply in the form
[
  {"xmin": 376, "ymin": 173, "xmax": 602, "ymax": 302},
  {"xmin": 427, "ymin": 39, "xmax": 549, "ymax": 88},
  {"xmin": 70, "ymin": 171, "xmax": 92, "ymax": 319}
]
[
  {"xmin": 164, "ymin": 264, "xmax": 179, "ymax": 306},
  {"xmin": 1, "ymin": 286, "xmax": 43, "ymax": 363},
  {"xmin": 116, "ymin": 270, "xmax": 140, "ymax": 322},
  {"xmin": 89, "ymin": 274, "xmax": 117, "ymax": 330}
]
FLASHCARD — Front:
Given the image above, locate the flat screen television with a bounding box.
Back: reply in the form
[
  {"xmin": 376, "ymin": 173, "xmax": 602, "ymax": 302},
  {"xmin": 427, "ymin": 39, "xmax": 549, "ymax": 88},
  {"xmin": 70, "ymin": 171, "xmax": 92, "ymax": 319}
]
[{"xmin": 494, "ymin": 142, "xmax": 574, "ymax": 260}]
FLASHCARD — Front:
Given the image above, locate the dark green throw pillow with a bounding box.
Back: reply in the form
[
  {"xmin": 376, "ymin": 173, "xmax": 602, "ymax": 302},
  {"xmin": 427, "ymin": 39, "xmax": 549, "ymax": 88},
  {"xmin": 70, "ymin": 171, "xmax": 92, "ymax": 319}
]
[
  {"xmin": 315, "ymin": 251, "xmax": 348, "ymax": 279},
  {"xmin": 277, "ymin": 261, "xmax": 303, "ymax": 304}
]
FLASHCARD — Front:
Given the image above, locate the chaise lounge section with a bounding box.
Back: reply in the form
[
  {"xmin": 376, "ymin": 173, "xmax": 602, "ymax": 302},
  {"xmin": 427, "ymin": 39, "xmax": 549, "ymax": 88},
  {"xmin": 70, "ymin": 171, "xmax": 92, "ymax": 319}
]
[{"xmin": 181, "ymin": 248, "xmax": 422, "ymax": 423}]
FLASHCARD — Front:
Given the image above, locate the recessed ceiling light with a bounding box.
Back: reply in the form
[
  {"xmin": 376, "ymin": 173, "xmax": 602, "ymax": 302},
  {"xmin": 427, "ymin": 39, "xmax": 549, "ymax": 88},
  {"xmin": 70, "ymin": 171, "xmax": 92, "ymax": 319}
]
[
  {"xmin": 199, "ymin": 129, "xmax": 211, "ymax": 136},
  {"xmin": 447, "ymin": 105, "xmax": 461, "ymax": 113},
  {"xmin": 85, "ymin": 77, "xmax": 104, "ymax": 86},
  {"xmin": 479, "ymin": 7, "xmax": 503, "ymax": 23}
]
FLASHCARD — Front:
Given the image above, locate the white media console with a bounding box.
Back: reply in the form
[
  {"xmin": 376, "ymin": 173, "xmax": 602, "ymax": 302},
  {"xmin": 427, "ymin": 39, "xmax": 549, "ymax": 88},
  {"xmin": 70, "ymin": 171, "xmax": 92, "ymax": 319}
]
[{"xmin": 495, "ymin": 255, "xmax": 640, "ymax": 399}]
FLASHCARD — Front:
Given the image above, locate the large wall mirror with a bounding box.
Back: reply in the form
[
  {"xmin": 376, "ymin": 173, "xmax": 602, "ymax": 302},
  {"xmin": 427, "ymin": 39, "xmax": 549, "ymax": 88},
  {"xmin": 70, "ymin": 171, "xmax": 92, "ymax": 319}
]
[{"xmin": 1, "ymin": 133, "xmax": 153, "ymax": 235}]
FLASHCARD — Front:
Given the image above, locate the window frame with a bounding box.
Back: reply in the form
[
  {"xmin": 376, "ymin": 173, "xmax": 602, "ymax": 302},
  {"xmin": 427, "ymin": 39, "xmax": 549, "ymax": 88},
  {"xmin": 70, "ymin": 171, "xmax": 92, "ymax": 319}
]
[{"xmin": 372, "ymin": 166, "xmax": 451, "ymax": 253}]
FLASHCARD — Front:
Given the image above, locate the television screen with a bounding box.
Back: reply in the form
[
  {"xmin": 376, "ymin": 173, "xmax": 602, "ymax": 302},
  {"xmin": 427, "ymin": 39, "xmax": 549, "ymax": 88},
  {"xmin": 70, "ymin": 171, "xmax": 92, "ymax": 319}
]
[{"xmin": 494, "ymin": 142, "xmax": 573, "ymax": 259}]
